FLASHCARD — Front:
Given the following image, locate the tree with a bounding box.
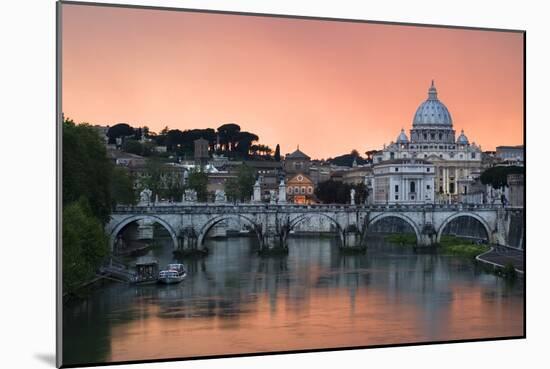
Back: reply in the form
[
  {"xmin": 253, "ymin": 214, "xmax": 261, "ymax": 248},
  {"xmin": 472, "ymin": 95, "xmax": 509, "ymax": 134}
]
[
  {"xmin": 365, "ymin": 150, "xmax": 378, "ymax": 163},
  {"xmin": 274, "ymin": 144, "xmax": 281, "ymax": 161},
  {"xmin": 327, "ymin": 151, "xmax": 368, "ymax": 167},
  {"xmin": 224, "ymin": 165, "xmax": 256, "ymax": 203},
  {"xmin": 187, "ymin": 169, "xmax": 208, "ymax": 202},
  {"xmin": 122, "ymin": 139, "xmax": 155, "ymax": 157},
  {"xmin": 237, "ymin": 165, "xmax": 256, "ymax": 201},
  {"xmin": 217, "ymin": 123, "xmax": 241, "ymax": 153},
  {"xmin": 234, "ymin": 131, "xmax": 259, "ymax": 158},
  {"xmin": 63, "ymin": 199, "xmax": 109, "ymax": 294},
  {"xmin": 142, "ymin": 157, "xmax": 164, "ymax": 200},
  {"xmin": 480, "ymin": 165, "xmax": 524, "ymax": 189},
  {"xmin": 111, "ymin": 167, "xmax": 136, "ymax": 206},
  {"xmin": 224, "ymin": 178, "xmax": 241, "ymax": 203},
  {"xmin": 315, "ymin": 180, "xmax": 365, "ymax": 204},
  {"xmin": 106, "ymin": 123, "xmax": 135, "ymax": 144},
  {"xmin": 63, "ymin": 119, "xmax": 113, "ymax": 224},
  {"xmin": 163, "ymin": 170, "xmax": 185, "ymax": 201}
]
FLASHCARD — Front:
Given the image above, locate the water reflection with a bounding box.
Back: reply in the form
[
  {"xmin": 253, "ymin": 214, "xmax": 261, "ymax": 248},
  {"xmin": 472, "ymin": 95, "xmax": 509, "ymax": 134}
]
[{"xmin": 63, "ymin": 236, "xmax": 523, "ymax": 365}]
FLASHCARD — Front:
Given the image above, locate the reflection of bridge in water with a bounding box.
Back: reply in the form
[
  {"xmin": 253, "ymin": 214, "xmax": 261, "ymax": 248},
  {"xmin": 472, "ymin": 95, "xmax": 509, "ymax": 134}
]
[{"xmin": 106, "ymin": 203, "xmax": 524, "ymax": 252}]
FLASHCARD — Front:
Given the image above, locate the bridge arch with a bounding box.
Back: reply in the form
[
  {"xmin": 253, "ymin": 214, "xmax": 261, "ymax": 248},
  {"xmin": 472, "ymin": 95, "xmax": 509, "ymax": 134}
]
[
  {"xmin": 436, "ymin": 212, "xmax": 493, "ymax": 243},
  {"xmin": 288, "ymin": 213, "xmax": 345, "ymax": 244},
  {"xmin": 109, "ymin": 215, "xmax": 178, "ymax": 251},
  {"xmin": 366, "ymin": 213, "xmax": 421, "ymax": 241},
  {"xmin": 197, "ymin": 214, "xmax": 261, "ymax": 248}
]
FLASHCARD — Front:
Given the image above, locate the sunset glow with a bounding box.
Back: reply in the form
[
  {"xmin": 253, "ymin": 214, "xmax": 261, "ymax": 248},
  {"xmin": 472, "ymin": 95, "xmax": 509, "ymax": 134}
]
[{"xmin": 62, "ymin": 4, "xmax": 524, "ymax": 159}]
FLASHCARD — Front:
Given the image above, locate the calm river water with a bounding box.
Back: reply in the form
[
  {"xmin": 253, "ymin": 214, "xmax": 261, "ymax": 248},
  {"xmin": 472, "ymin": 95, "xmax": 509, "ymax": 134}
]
[{"xmin": 63, "ymin": 236, "xmax": 524, "ymax": 365}]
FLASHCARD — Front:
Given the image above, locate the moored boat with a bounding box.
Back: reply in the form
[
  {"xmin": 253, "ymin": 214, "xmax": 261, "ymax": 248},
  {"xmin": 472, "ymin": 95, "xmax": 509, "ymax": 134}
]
[{"xmin": 158, "ymin": 264, "xmax": 187, "ymax": 284}]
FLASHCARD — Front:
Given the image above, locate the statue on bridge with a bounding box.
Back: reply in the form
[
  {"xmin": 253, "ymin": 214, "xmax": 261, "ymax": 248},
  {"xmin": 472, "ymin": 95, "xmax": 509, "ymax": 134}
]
[
  {"xmin": 182, "ymin": 189, "xmax": 198, "ymax": 203},
  {"xmin": 269, "ymin": 190, "xmax": 277, "ymax": 204},
  {"xmin": 139, "ymin": 188, "xmax": 152, "ymax": 205},
  {"xmin": 215, "ymin": 189, "xmax": 227, "ymax": 203},
  {"xmin": 278, "ymin": 179, "xmax": 287, "ymax": 204},
  {"xmin": 253, "ymin": 178, "xmax": 262, "ymax": 203},
  {"xmin": 350, "ymin": 188, "xmax": 356, "ymax": 206}
]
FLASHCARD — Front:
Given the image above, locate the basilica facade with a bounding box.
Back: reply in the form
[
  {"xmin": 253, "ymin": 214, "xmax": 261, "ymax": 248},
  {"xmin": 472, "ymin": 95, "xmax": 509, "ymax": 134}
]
[{"xmin": 373, "ymin": 81, "xmax": 482, "ymax": 202}]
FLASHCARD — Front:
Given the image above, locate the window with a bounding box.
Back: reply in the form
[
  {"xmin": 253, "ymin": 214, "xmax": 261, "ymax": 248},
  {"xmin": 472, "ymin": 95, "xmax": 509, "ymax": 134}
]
[
  {"xmin": 395, "ymin": 185, "xmax": 399, "ymax": 192},
  {"xmin": 427, "ymin": 184, "xmax": 431, "ymax": 190},
  {"xmin": 410, "ymin": 181, "xmax": 416, "ymax": 193},
  {"xmin": 439, "ymin": 133, "xmax": 442, "ymax": 140},
  {"xmin": 395, "ymin": 167, "xmax": 399, "ymax": 172},
  {"xmin": 301, "ymin": 186, "xmax": 306, "ymax": 194},
  {"xmin": 427, "ymin": 168, "xmax": 430, "ymax": 172},
  {"xmin": 423, "ymin": 134, "xmax": 427, "ymax": 140},
  {"xmin": 307, "ymin": 187, "xmax": 313, "ymax": 194},
  {"xmin": 390, "ymin": 152, "xmax": 395, "ymax": 159},
  {"xmin": 471, "ymin": 152, "xmax": 476, "ymax": 159},
  {"xmin": 395, "ymin": 195, "xmax": 399, "ymax": 200},
  {"xmin": 449, "ymin": 183, "xmax": 455, "ymax": 193},
  {"xmin": 431, "ymin": 133, "xmax": 435, "ymax": 140}
]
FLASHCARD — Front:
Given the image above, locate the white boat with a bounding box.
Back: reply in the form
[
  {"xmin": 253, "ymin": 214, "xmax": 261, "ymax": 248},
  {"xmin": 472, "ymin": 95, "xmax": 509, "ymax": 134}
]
[{"xmin": 158, "ymin": 264, "xmax": 187, "ymax": 284}]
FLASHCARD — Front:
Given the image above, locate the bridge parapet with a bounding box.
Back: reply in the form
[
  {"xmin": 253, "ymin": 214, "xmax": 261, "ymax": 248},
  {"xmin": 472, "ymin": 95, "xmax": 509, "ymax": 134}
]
[{"xmin": 113, "ymin": 203, "xmax": 501, "ymax": 214}]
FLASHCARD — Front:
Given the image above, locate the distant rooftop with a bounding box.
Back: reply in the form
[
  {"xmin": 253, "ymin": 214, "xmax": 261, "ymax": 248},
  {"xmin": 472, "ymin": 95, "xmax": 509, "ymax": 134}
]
[{"xmin": 286, "ymin": 147, "xmax": 310, "ymax": 160}]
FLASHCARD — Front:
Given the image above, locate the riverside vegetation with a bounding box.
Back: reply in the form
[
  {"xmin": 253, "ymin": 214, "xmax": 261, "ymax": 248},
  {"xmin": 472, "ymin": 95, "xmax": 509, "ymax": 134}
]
[{"xmin": 384, "ymin": 233, "xmax": 489, "ymax": 259}]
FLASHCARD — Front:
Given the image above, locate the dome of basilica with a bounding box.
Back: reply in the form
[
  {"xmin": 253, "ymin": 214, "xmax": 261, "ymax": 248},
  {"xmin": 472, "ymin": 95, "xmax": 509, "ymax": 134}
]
[
  {"xmin": 456, "ymin": 129, "xmax": 469, "ymax": 145},
  {"xmin": 412, "ymin": 81, "xmax": 453, "ymax": 127},
  {"xmin": 396, "ymin": 129, "xmax": 409, "ymax": 144}
]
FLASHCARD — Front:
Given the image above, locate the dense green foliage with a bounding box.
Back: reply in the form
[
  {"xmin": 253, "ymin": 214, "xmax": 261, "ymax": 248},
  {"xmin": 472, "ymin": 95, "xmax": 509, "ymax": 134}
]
[
  {"xmin": 63, "ymin": 119, "xmax": 113, "ymax": 224},
  {"xmin": 187, "ymin": 169, "xmax": 209, "ymax": 202},
  {"xmin": 63, "ymin": 119, "xmax": 136, "ymax": 294},
  {"xmin": 63, "ymin": 200, "xmax": 109, "ymax": 293},
  {"xmin": 225, "ymin": 165, "xmax": 256, "ymax": 202},
  {"xmin": 111, "ymin": 167, "xmax": 137, "ymax": 206},
  {"xmin": 385, "ymin": 233, "xmax": 417, "ymax": 245},
  {"xmin": 480, "ymin": 165, "xmax": 524, "ymax": 189},
  {"xmin": 315, "ymin": 180, "xmax": 368, "ymax": 204},
  {"xmin": 439, "ymin": 235, "xmax": 489, "ymax": 259},
  {"xmin": 502, "ymin": 263, "xmax": 518, "ymax": 280},
  {"xmin": 121, "ymin": 139, "xmax": 155, "ymax": 157},
  {"xmin": 327, "ymin": 150, "xmax": 369, "ymax": 167},
  {"xmin": 107, "ymin": 123, "xmax": 135, "ymax": 144}
]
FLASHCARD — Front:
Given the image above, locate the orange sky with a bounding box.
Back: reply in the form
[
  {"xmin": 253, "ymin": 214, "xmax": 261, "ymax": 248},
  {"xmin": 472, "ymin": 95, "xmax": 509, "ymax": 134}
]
[{"xmin": 61, "ymin": 4, "xmax": 524, "ymax": 159}]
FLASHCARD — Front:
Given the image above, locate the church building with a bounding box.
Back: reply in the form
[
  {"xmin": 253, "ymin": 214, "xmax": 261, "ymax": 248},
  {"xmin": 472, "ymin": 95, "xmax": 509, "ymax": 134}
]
[{"xmin": 373, "ymin": 81, "xmax": 482, "ymax": 202}]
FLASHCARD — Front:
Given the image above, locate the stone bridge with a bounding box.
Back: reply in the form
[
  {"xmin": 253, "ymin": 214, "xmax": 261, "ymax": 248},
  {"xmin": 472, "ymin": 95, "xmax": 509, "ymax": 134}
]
[{"xmin": 106, "ymin": 203, "xmax": 521, "ymax": 253}]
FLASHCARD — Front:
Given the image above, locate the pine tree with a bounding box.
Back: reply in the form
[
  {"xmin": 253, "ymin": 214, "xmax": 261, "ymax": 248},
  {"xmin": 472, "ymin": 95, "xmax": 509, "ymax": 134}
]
[{"xmin": 274, "ymin": 144, "xmax": 281, "ymax": 161}]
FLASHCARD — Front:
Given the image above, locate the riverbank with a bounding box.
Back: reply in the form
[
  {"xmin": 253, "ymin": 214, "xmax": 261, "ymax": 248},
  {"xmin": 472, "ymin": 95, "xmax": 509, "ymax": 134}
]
[
  {"xmin": 476, "ymin": 245, "xmax": 524, "ymax": 274},
  {"xmin": 384, "ymin": 234, "xmax": 490, "ymax": 259}
]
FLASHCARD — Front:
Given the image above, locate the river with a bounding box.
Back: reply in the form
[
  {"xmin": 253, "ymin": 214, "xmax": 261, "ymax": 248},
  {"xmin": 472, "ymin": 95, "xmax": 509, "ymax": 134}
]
[{"xmin": 62, "ymin": 236, "xmax": 524, "ymax": 366}]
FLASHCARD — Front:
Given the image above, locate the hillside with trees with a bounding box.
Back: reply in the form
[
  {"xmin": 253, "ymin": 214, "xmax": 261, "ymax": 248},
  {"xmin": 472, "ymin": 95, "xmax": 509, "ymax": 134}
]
[
  {"xmin": 109, "ymin": 122, "xmax": 279, "ymax": 161},
  {"xmin": 326, "ymin": 150, "xmax": 369, "ymax": 167}
]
